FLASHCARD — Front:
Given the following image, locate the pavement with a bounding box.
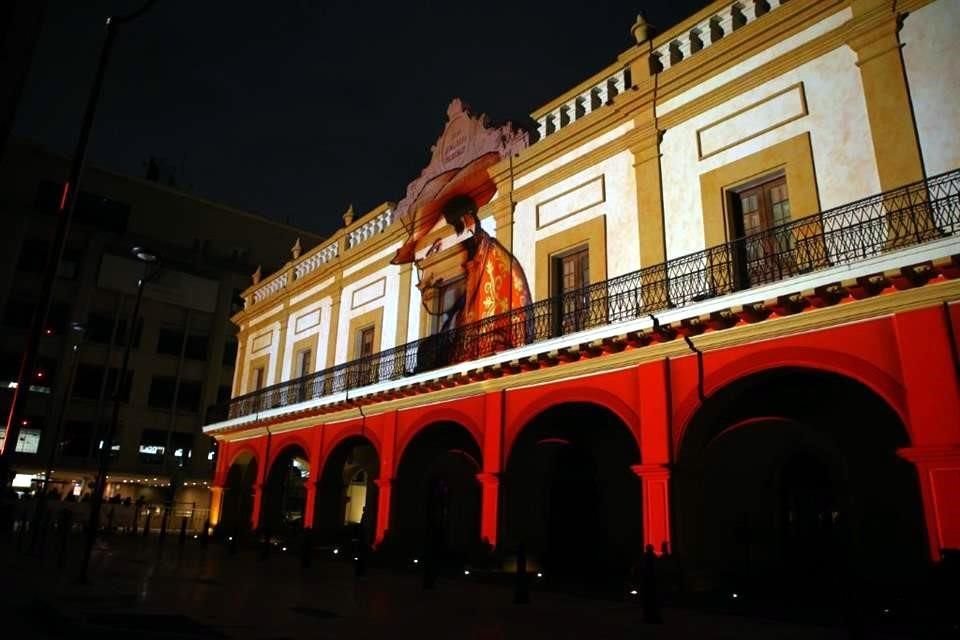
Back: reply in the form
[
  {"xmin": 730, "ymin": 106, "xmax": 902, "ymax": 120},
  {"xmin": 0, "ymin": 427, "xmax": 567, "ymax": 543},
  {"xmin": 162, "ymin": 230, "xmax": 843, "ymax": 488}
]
[{"xmin": 0, "ymin": 531, "xmax": 952, "ymax": 640}]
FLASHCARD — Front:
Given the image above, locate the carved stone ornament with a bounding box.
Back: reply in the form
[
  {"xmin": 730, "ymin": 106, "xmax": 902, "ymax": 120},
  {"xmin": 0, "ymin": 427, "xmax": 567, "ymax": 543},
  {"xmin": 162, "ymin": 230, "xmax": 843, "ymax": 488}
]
[
  {"xmin": 342, "ymin": 204, "xmax": 355, "ymax": 227},
  {"xmin": 632, "ymin": 13, "xmax": 650, "ymax": 45},
  {"xmin": 251, "ymin": 265, "xmax": 262, "ymax": 285},
  {"xmin": 291, "ymin": 237, "xmax": 302, "ymax": 259},
  {"xmin": 393, "ymin": 98, "xmax": 529, "ymax": 235}
]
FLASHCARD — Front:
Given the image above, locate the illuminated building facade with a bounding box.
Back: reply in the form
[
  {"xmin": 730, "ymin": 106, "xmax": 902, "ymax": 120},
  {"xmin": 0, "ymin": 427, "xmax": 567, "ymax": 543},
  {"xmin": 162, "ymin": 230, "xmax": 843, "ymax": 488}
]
[{"xmin": 204, "ymin": 0, "xmax": 960, "ymax": 590}]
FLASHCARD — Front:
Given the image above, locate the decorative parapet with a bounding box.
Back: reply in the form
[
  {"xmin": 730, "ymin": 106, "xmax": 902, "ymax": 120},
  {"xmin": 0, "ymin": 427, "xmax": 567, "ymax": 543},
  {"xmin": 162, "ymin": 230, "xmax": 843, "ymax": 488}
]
[
  {"xmin": 534, "ymin": 67, "xmax": 629, "ymax": 142},
  {"xmin": 651, "ymin": 0, "xmax": 786, "ymax": 72},
  {"xmin": 347, "ymin": 207, "xmax": 395, "ymax": 250},
  {"xmin": 294, "ymin": 241, "xmax": 339, "ymax": 280},
  {"xmin": 252, "ymin": 271, "xmax": 288, "ymax": 305}
]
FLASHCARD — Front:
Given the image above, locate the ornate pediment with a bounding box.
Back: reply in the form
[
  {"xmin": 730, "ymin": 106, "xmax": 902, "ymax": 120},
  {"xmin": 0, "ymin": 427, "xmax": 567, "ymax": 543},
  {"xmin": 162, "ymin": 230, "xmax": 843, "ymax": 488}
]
[{"xmin": 394, "ymin": 99, "xmax": 528, "ymax": 226}]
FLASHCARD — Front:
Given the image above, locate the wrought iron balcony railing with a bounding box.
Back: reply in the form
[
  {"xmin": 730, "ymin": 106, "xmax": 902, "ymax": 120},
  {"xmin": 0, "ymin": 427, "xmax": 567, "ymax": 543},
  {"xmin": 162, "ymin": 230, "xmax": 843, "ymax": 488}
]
[{"xmin": 225, "ymin": 169, "xmax": 960, "ymax": 421}]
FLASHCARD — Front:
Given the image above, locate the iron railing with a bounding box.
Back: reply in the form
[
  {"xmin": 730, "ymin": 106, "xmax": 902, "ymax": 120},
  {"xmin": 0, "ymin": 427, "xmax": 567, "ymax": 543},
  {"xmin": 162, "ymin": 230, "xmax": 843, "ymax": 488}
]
[{"xmin": 225, "ymin": 169, "xmax": 960, "ymax": 421}]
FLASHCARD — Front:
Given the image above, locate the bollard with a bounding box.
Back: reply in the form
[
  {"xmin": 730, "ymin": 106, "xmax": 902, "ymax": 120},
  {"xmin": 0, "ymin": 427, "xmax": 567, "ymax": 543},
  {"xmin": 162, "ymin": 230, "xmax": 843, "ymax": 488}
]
[
  {"xmin": 158, "ymin": 505, "xmax": 169, "ymax": 547},
  {"xmin": 200, "ymin": 519, "xmax": 210, "ymax": 548},
  {"xmin": 130, "ymin": 506, "xmax": 139, "ymax": 536},
  {"xmin": 106, "ymin": 508, "xmax": 115, "ymax": 537},
  {"xmin": 229, "ymin": 526, "xmax": 239, "ymax": 555},
  {"xmin": 178, "ymin": 516, "xmax": 188, "ymax": 547},
  {"xmin": 514, "ymin": 544, "xmax": 529, "ymax": 604},
  {"xmin": 143, "ymin": 510, "xmax": 153, "ymax": 538}
]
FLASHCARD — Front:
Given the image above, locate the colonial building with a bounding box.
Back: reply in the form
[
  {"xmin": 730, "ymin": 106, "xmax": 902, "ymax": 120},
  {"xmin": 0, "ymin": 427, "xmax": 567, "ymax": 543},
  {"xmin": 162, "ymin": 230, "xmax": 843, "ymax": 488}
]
[{"xmin": 204, "ymin": 0, "xmax": 960, "ymax": 591}]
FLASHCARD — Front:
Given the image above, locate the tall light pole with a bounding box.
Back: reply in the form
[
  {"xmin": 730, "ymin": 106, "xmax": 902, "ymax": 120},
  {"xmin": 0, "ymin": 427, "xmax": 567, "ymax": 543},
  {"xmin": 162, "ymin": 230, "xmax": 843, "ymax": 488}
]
[
  {"xmin": 79, "ymin": 246, "xmax": 160, "ymax": 583},
  {"xmin": 42, "ymin": 322, "xmax": 86, "ymax": 494},
  {"xmin": 0, "ymin": 1, "xmax": 158, "ymax": 486}
]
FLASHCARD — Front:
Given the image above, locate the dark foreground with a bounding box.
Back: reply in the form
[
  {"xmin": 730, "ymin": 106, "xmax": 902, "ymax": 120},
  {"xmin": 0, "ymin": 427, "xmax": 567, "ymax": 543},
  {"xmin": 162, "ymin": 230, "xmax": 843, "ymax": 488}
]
[{"xmin": 1, "ymin": 530, "xmax": 955, "ymax": 640}]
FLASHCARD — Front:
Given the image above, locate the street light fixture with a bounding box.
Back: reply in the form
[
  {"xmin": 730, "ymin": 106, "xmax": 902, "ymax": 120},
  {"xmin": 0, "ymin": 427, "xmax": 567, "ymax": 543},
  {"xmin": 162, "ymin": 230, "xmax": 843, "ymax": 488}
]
[{"xmin": 80, "ymin": 245, "xmax": 161, "ymax": 582}]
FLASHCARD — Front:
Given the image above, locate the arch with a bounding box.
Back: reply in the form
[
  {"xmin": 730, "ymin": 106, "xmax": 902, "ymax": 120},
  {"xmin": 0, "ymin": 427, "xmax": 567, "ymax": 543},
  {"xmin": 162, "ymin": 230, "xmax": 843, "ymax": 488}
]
[
  {"xmin": 396, "ymin": 406, "xmax": 484, "ymax": 466},
  {"xmin": 501, "ymin": 401, "xmax": 642, "ymax": 585},
  {"xmin": 322, "ymin": 427, "xmax": 382, "ymax": 468},
  {"xmin": 260, "ymin": 442, "xmax": 312, "ymax": 537},
  {"xmin": 506, "ymin": 389, "xmax": 642, "ymax": 466},
  {"xmin": 220, "ymin": 451, "xmax": 259, "ymax": 536},
  {"xmin": 266, "ymin": 434, "xmax": 314, "ymax": 475},
  {"xmin": 674, "ymin": 347, "xmax": 908, "ymax": 446},
  {"xmin": 314, "ymin": 433, "xmax": 381, "ymax": 545},
  {"xmin": 389, "ymin": 420, "xmax": 484, "ymax": 563},
  {"xmin": 227, "ymin": 444, "xmax": 259, "ymax": 469},
  {"xmin": 672, "ymin": 366, "xmax": 926, "ymax": 597}
]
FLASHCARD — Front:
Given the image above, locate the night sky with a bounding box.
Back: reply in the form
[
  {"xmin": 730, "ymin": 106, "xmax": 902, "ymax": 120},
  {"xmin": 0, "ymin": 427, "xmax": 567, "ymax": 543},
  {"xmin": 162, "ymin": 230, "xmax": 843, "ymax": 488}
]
[{"xmin": 14, "ymin": 1, "xmax": 707, "ymax": 237}]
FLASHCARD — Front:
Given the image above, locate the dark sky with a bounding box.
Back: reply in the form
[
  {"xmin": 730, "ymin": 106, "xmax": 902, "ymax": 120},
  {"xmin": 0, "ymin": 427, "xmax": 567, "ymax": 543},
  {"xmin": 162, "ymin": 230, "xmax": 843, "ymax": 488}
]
[{"xmin": 14, "ymin": 0, "xmax": 707, "ymax": 238}]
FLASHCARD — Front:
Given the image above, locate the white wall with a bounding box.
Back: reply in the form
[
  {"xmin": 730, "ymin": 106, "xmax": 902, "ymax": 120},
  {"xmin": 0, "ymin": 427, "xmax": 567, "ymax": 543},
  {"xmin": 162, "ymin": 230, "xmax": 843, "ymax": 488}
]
[
  {"xmin": 279, "ymin": 296, "xmax": 333, "ymax": 382},
  {"xmin": 513, "ymin": 148, "xmax": 640, "ymax": 295},
  {"xmin": 901, "ymin": 0, "xmax": 960, "ymax": 177},
  {"xmin": 334, "ymin": 265, "xmax": 401, "ymax": 364},
  {"xmin": 660, "ymin": 39, "xmax": 879, "ymax": 259}
]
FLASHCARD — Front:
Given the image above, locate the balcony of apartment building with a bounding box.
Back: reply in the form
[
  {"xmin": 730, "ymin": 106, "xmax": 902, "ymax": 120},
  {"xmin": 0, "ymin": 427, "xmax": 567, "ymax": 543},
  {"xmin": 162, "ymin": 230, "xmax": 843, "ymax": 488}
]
[{"xmin": 212, "ymin": 169, "xmax": 960, "ymax": 427}]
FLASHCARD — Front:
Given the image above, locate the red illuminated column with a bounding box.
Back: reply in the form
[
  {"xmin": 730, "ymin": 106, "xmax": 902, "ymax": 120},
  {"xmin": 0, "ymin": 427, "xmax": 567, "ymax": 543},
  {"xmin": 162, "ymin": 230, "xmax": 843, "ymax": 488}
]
[
  {"xmin": 479, "ymin": 391, "xmax": 505, "ymax": 548},
  {"xmin": 636, "ymin": 360, "xmax": 673, "ymax": 554},
  {"xmin": 374, "ymin": 477, "xmax": 392, "ymax": 546},
  {"xmin": 374, "ymin": 411, "xmax": 399, "ymax": 547},
  {"xmin": 894, "ymin": 306, "xmax": 960, "ymax": 560},
  {"xmin": 250, "ymin": 484, "xmax": 263, "ymax": 530},
  {"xmin": 632, "ymin": 464, "xmax": 671, "ymax": 554},
  {"xmin": 303, "ymin": 482, "xmax": 317, "ymax": 529},
  {"xmin": 899, "ymin": 447, "xmax": 960, "ymax": 560}
]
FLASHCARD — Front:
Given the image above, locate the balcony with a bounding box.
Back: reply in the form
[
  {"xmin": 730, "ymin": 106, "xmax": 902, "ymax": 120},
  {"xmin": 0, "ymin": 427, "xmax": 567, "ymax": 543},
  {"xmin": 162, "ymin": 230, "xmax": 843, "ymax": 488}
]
[{"xmin": 219, "ymin": 169, "xmax": 960, "ymax": 424}]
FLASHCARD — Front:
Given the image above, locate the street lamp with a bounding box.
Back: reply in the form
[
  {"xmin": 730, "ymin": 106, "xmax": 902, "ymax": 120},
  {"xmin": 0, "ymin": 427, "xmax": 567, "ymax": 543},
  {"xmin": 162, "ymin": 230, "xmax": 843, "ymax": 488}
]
[
  {"xmin": 80, "ymin": 246, "xmax": 161, "ymax": 582},
  {"xmin": 41, "ymin": 322, "xmax": 86, "ymax": 494}
]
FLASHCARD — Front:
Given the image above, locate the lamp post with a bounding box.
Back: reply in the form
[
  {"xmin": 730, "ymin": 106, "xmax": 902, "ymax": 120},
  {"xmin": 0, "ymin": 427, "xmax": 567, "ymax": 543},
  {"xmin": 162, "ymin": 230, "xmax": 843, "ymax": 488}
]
[
  {"xmin": 0, "ymin": 0, "xmax": 158, "ymax": 486},
  {"xmin": 79, "ymin": 246, "xmax": 160, "ymax": 582},
  {"xmin": 42, "ymin": 322, "xmax": 86, "ymax": 495}
]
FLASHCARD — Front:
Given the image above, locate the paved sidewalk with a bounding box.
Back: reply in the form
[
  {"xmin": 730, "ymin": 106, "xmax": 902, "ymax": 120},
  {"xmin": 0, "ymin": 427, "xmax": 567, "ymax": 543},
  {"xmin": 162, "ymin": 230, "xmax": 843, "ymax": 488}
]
[{"xmin": 0, "ymin": 535, "xmax": 938, "ymax": 639}]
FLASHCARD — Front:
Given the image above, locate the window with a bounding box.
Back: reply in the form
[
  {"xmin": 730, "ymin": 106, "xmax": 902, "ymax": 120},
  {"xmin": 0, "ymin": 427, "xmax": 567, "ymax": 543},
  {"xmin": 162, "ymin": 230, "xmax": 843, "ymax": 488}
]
[
  {"xmin": 148, "ymin": 376, "xmax": 177, "ymax": 410},
  {"xmin": 429, "ymin": 277, "xmax": 465, "ymax": 335},
  {"xmin": 156, "ymin": 328, "xmax": 184, "ymax": 356},
  {"xmin": 295, "ymin": 348, "xmax": 312, "ymax": 378},
  {"xmin": 170, "ymin": 432, "xmax": 194, "ymax": 467},
  {"xmin": 357, "ymin": 327, "xmax": 375, "ymax": 358},
  {"xmin": 177, "ymin": 380, "xmax": 203, "ymax": 413},
  {"xmin": 730, "ymin": 175, "xmax": 792, "ymax": 287},
  {"xmin": 114, "ymin": 316, "xmax": 143, "ymax": 349},
  {"xmin": 251, "ymin": 366, "xmax": 265, "ymax": 392},
  {"xmin": 73, "ymin": 365, "xmax": 130, "ymax": 402},
  {"xmin": 355, "ymin": 327, "xmax": 376, "ymax": 386},
  {"xmin": 86, "ymin": 312, "xmax": 114, "ymax": 344},
  {"xmin": 222, "ymin": 339, "xmax": 238, "ymax": 367},
  {"xmin": 60, "ymin": 421, "xmax": 94, "ymax": 458},
  {"xmin": 138, "ymin": 428, "xmax": 167, "ymax": 464},
  {"xmin": 551, "ymin": 246, "xmax": 591, "ymax": 335},
  {"xmin": 184, "ymin": 334, "xmax": 209, "ymax": 360}
]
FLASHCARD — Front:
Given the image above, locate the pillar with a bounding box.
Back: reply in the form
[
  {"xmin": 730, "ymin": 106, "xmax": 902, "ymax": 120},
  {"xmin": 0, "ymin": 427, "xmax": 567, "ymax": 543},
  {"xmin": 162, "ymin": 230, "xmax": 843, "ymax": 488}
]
[
  {"xmin": 251, "ymin": 484, "xmax": 263, "ymax": 531},
  {"xmin": 208, "ymin": 486, "xmax": 224, "ymax": 528},
  {"xmin": 898, "ymin": 446, "xmax": 960, "ymax": 560},
  {"xmin": 847, "ymin": 0, "xmax": 925, "ymax": 190},
  {"xmin": 479, "ymin": 391, "xmax": 505, "ymax": 547},
  {"xmin": 303, "ymin": 482, "xmax": 316, "ymax": 529},
  {"xmin": 632, "ymin": 465, "xmax": 671, "ymax": 554},
  {"xmin": 893, "ymin": 305, "xmax": 960, "ymax": 560},
  {"xmin": 374, "ymin": 478, "xmax": 392, "ymax": 546},
  {"xmin": 635, "ymin": 360, "xmax": 673, "ymax": 554}
]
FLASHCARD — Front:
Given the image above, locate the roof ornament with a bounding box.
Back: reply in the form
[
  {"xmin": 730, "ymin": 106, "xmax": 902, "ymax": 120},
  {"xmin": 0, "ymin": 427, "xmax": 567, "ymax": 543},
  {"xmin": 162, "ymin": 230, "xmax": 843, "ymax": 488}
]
[
  {"xmin": 291, "ymin": 237, "xmax": 302, "ymax": 260},
  {"xmin": 632, "ymin": 12, "xmax": 651, "ymax": 45},
  {"xmin": 342, "ymin": 204, "xmax": 355, "ymax": 227},
  {"xmin": 251, "ymin": 265, "xmax": 262, "ymax": 285}
]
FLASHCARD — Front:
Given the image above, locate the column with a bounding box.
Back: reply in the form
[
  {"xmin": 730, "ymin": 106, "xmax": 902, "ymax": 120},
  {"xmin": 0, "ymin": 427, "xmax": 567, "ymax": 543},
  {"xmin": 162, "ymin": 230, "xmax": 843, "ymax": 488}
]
[
  {"xmin": 374, "ymin": 477, "xmax": 392, "ymax": 546},
  {"xmin": 846, "ymin": 0, "xmax": 925, "ymax": 190},
  {"xmin": 208, "ymin": 486, "xmax": 224, "ymax": 529},
  {"xmin": 893, "ymin": 306, "xmax": 960, "ymax": 561},
  {"xmin": 250, "ymin": 484, "xmax": 263, "ymax": 531},
  {"xmin": 303, "ymin": 482, "xmax": 317, "ymax": 529},
  {"xmin": 636, "ymin": 359, "xmax": 674, "ymax": 554},
  {"xmin": 632, "ymin": 464, "xmax": 672, "ymax": 554},
  {"xmin": 898, "ymin": 446, "xmax": 960, "ymax": 561},
  {"xmin": 480, "ymin": 391, "xmax": 505, "ymax": 547}
]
